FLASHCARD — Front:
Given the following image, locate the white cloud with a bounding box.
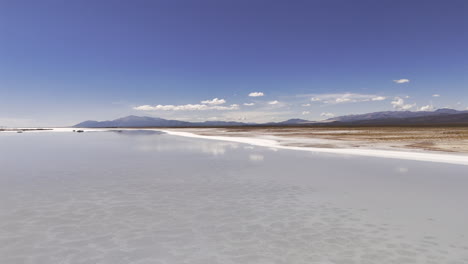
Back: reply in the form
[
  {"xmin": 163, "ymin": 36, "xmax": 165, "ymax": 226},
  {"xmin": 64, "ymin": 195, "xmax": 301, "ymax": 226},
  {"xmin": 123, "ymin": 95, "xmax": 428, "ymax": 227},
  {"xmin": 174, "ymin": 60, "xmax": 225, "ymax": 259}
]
[
  {"xmin": 432, "ymin": 94, "xmax": 440, "ymax": 97},
  {"xmin": 301, "ymin": 103, "xmax": 311, "ymax": 107},
  {"xmin": 418, "ymin": 105, "xmax": 434, "ymax": 111},
  {"xmin": 243, "ymin": 103, "xmax": 255, "ymax": 106},
  {"xmin": 310, "ymin": 97, "xmax": 321, "ymax": 102},
  {"xmin": 390, "ymin": 97, "xmax": 404, "ymax": 108},
  {"xmin": 371, "ymin": 96, "xmax": 387, "ymax": 101},
  {"xmin": 134, "ymin": 97, "xmax": 240, "ymax": 111},
  {"xmin": 391, "ymin": 97, "xmax": 415, "ymax": 110},
  {"xmin": 200, "ymin": 98, "xmax": 226, "ymax": 105},
  {"xmin": 393, "ymin": 79, "xmax": 410, "ymax": 84},
  {"xmin": 320, "ymin": 112, "xmax": 335, "ymax": 118},
  {"xmin": 335, "ymin": 97, "xmax": 352, "ymax": 103},
  {"xmin": 134, "ymin": 104, "xmax": 239, "ymax": 111},
  {"xmin": 249, "ymin": 92, "xmax": 264, "ymax": 97},
  {"xmin": 268, "ymin": 100, "xmax": 279, "ymax": 105},
  {"xmin": 317, "ymin": 93, "xmax": 386, "ymax": 104},
  {"xmin": 302, "ymin": 111, "xmax": 310, "ymax": 115}
]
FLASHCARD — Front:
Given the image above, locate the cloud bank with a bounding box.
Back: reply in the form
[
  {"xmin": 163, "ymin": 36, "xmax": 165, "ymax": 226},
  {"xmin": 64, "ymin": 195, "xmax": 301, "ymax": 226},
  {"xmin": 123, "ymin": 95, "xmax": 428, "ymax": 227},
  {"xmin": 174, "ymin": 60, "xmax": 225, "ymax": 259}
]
[
  {"xmin": 307, "ymin": 93, "xmax": 387, "ymax": 104},
  {"xmin": 134, "ymin": 104, "xmax": 240, "ymax": 111},
  {"xmin": 200, "ymin": 98, "xmax": 226, "ymax": 105},
  {"xmin": 134, "ymin": 98, "xmax": 239, "ymax": 111}
]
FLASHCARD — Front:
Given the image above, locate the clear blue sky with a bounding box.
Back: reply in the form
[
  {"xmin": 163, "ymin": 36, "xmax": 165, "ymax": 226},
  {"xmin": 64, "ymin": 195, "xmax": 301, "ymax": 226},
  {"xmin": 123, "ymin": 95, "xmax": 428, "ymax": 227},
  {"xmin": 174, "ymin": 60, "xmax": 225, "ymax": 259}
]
[{"xmin": 1, "ymin": 0, "xmax": 467, "ymax": 126}]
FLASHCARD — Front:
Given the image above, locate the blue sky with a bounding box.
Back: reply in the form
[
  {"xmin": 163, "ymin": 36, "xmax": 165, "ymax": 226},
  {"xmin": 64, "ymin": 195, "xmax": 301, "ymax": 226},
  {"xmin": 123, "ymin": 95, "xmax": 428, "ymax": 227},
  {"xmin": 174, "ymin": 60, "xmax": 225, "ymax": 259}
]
[{"xmin": 1, "ymin": 0, "xmax": 467, "ymax": 126}]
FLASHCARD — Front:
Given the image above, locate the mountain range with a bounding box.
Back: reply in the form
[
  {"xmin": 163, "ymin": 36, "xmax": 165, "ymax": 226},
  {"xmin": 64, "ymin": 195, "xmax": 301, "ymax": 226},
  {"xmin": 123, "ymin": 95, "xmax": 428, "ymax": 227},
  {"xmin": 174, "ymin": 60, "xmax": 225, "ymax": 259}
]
[
  {"xmin": 74, "ymin": 109, "xmax": 468, "ymax": 128},
  {"xmin": 74, "ymin": 116, "xmax": 248, "ymax": 128},
  {"xmin": 326, "ymin": 108, "xmax": 466, "ymax": 122}
]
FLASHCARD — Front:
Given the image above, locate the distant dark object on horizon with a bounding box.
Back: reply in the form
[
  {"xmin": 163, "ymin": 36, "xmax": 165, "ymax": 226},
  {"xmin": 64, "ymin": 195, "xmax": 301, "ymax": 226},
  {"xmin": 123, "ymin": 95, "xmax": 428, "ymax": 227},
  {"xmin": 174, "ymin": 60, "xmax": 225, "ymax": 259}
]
[{"xmin": 73, "ymin": 109, "xmax": 468, "ymax": 128}]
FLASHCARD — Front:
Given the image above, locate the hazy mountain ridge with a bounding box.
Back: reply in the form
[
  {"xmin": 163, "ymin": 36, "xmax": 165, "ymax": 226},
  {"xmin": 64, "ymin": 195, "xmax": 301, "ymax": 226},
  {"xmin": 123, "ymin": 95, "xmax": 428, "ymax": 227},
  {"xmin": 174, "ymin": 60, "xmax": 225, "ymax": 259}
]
[
  {"xmin": 74, "ymin": 109, "xmax": 468, "ymax": 128},
  {"xmin": 332, "ymin": 112, "xmax": 468, "ymax": 126},
  {"xmin": 74, "ymin": 115, "xmax": 248, "ymax": 128},
  {"xmin": 327, "ymin": 109, "xmax": 468, "ymax": 122}
]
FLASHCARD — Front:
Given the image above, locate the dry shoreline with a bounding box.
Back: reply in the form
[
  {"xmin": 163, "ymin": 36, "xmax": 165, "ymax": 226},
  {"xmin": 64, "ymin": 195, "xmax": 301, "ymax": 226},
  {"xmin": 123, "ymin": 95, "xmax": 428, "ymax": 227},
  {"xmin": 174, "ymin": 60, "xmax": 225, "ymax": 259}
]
[{"xmin": 161, "ymin": 127, "xmax": 468, "ymax": 154}]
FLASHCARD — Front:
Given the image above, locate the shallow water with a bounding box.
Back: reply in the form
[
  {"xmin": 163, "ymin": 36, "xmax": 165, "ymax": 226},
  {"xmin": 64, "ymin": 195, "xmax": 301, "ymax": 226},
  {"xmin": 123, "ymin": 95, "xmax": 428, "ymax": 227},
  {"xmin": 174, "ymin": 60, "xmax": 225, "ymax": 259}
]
[{"xmin": 1, "ymin": 131, "xmax": 468, "ymax": 264}]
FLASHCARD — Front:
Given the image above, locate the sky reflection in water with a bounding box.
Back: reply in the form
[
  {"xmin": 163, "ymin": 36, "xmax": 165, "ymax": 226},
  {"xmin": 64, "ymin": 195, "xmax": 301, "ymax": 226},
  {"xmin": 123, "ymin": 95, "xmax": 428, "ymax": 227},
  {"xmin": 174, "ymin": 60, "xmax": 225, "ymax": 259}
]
[{"xmin": 1, "ymin": 131, "xmax": 467, "ymax": 264}]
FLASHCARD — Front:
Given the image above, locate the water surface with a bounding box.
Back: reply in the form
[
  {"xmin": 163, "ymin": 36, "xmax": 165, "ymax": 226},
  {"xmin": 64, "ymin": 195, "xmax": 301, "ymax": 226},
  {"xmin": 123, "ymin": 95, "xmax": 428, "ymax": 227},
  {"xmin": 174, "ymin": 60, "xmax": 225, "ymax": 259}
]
[{"xmin": 1, "ymin": 131, "xmax": 467, "ymax": 263}]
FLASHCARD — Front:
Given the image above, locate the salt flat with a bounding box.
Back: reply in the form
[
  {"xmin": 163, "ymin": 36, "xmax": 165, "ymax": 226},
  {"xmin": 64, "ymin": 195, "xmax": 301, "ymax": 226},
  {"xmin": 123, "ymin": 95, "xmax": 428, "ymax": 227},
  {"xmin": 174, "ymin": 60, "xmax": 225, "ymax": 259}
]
[
  {"xmin": 160, "ymin": 129, "xmax": 468, "ymax": 166},
  {"xmin": 160, "ymin": 127, "xmax": 468, "ymax": 154},
  {"xmin": 1, "ymin": 130, "xmax": 468, "ymax": 263}
]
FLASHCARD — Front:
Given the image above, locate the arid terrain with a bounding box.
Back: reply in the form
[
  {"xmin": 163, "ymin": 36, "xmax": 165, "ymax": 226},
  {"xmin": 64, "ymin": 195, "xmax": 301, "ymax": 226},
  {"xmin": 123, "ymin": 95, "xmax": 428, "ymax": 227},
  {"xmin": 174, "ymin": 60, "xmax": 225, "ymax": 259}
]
[{"xmin": 166, "ymin": 126, "xmax": 468, "ymax": 154}]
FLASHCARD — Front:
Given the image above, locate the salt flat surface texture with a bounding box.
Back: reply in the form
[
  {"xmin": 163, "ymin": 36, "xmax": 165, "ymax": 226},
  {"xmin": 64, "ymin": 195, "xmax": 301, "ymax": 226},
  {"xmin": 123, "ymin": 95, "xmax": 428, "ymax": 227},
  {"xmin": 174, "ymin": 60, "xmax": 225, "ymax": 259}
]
[{"xmin": 1, "ymin": 131, "xmax": 468, "ymax": 264}]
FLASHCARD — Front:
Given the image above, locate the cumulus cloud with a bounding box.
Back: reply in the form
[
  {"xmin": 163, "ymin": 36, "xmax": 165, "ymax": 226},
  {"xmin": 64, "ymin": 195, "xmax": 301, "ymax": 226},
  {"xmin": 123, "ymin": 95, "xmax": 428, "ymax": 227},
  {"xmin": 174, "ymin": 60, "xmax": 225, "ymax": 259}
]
[
  {"xmin": 320, "ymin": 112, "xmax": 335, "ymax": 118},
  {"xmin": 249, "ymin": 92, "xmax": 264, "ymax": 97},
  {"xmin": 134, "ymin": 104, "xmax": 239, "ymax": 111},
  {"xmin": 200, "ymin": 98, "xmax": 226, "ymax": 105},
  {"xmin": 301, "ymin": 103, "xmax": 311, "ymax": 107},
  {"xmin": 371, "ymin": 96, "xmax": 386, "ymax": 101},
  {"xmin": 310, "ymin": 97, "xmax": 321, "ymax": 102},
  {"xmin": 391, "ymin": 97, "xmax": 415, "ymax": 110},
  {"xmin": 432, "ymin": 94, "xmax": 440, "ymax": 97},
  {"xmin": 243, "ymin": 103, "xmax": 255, "ymax": 106},
  {"xmin": 302, "ymin": 111, "xmax": 310, "ymax": 115},
  {"xmin": 268, "ymin": 100, "xmax": 279, "ymax": 105},
  {"xmin": 391, "ymin": 97, "xmax": 405, "ymax": 109},
  {"xmin": 418, "ymin": 105, "xmax": 434, "ymax": 111},
  {"xmin": 393, "ymin": 79, "xmax": 410, "ymax": 84}
]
